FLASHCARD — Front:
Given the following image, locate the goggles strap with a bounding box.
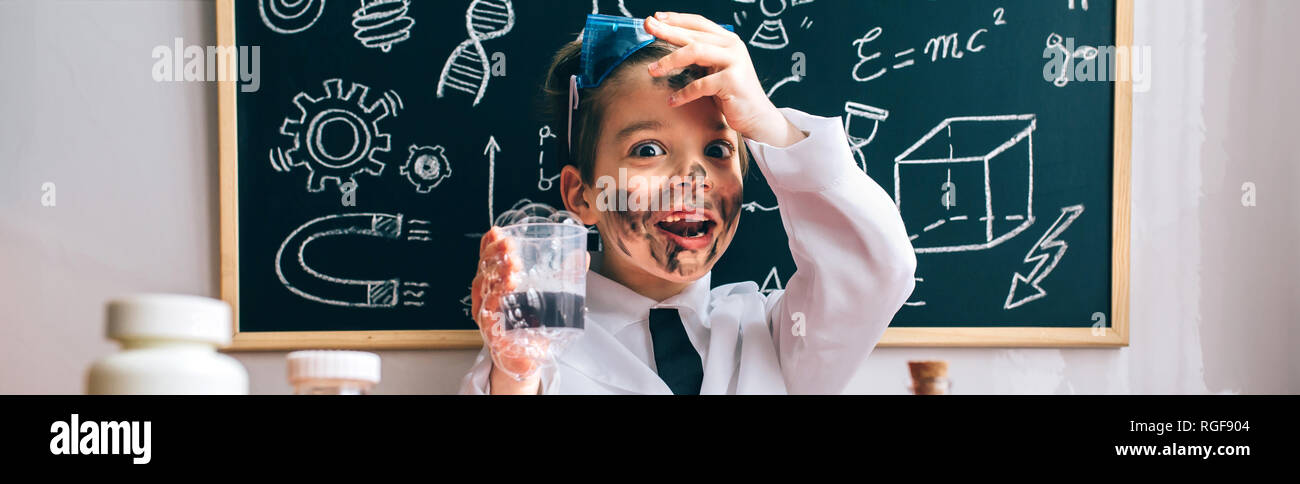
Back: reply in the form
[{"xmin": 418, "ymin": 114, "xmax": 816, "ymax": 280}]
[{"xmin": 568, "ymin": 74, "xmax": 579, "ymax": 157}]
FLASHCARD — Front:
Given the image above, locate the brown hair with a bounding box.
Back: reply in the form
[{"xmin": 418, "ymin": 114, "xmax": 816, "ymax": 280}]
[{"xmin": 541, "ymin": 39, "xmax": 750, "ymax": 185}]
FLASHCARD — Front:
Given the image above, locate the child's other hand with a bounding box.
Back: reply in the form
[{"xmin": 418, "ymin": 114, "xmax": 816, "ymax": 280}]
[
  {"xmin": 472, "ymin": 227, "xmax": 545, "ymax": 394},
  {"xmin": 644, "ymin": 11, "xmax": 806, "ymax": 147}
]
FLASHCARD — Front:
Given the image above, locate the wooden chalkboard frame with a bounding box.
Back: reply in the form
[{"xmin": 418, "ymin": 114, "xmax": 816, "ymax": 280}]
[
  {"xmin": 216, "ymin": 0, "xmax": 481, "ymax": 350},
  {"xmin": 217, "ymin": 0, "xmax": 1131, "ymax": 350},
  {"xmin": 879, "ymin": 0, "xmax": 1132, "ymax": 347}
]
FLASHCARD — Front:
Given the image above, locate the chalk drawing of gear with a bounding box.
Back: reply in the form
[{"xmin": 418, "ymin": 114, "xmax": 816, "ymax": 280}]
[
  {"xmin": 275, "ymin": 212, "xmax": 434, "ymax": 308},
  {"xmin": 401, "ymin": 144, "xmax": 452, "ymax": 193},
  {"xmin": 275, "ymin": 79, "xmax": 401, "ymax": 193}
]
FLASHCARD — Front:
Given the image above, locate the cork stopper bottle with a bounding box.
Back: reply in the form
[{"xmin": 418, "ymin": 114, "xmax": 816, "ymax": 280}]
[{"xmin": 907, "ymin": 360, "xmax": 952, "ymax": 395}]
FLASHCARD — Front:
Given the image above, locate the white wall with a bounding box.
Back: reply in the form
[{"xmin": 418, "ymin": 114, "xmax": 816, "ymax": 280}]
[{"xmin": 1, "ymin": 0, "xmax": 1294, "ymax": 394}]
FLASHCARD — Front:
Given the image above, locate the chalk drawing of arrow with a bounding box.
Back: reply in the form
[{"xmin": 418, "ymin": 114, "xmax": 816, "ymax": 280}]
[
  {"xmin": 1004, "ymin": 204, "xmax": 1084, "ymax": 310},
  {"xmin": 484, "ymin": 135, "xmax": 501, "ymax": 227}
]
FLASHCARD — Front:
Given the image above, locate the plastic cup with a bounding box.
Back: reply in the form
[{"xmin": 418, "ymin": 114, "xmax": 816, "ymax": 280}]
[{"xmin": 496, "ymin": 221, "xmax": 588, "ymax": 356}]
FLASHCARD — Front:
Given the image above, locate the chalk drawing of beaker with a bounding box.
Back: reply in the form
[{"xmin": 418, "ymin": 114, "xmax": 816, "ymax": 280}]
[{"xmin": 843, "ymin": 101, "xmax": 889, "ymax": 174}]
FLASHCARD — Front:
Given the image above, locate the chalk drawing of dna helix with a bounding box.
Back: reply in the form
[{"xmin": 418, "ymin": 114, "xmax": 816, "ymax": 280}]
[
  {"xmin": 436, "ymin": 0, "xmax": 515, "ymax": 106},
  {"xmin": 352, "ymin": 0, "xmax": 416, "ymax": 53}
]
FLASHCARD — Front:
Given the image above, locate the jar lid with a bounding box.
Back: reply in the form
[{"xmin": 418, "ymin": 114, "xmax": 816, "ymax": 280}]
[
  {"xmin": 106, "ymin": 294, "xmax": 232, "ymax": 346},
  {"xmin": 287, "ymin": 350, "xmax": 381, "ymax": 384}
]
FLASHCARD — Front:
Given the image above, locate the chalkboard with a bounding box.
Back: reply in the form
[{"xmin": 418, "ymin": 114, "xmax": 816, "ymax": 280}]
[{"xmin": 219, "ymin": 0, "xmax": 1130, "ymax": 349}]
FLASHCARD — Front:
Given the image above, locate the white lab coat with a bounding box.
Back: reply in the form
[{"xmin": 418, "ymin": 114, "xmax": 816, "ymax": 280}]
[{"xmin": 458, "ymin": 107, "xmax": 917, "ymax": 395}]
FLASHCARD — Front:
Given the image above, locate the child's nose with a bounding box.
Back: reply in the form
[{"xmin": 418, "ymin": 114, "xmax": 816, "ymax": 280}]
[{"xmin": 669, "ymin": 170, "xmax": 712, "ymax": 193}]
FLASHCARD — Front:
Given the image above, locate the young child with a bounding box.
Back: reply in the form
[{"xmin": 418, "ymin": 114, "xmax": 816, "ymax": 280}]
[{"xmin": 459, "ymin": 12, "xmax": 916, "ymax": 394}]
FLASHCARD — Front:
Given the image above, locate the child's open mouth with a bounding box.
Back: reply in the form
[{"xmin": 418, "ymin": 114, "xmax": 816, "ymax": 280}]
[{"xmin": 653, "ymin": 211, "xmax": 718, "ymax": 250}]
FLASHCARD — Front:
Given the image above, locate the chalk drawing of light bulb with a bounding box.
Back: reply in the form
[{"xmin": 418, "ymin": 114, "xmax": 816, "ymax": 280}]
[
  {"xmin": 275, "ymin": 212, "xmax": 434, "ymax": 308},
  {"xmin": 260, "ymin": 0, "xmax": 327, "ymax": 34},
  {"xmin": 843, "ymin": 101, "xmax": 889, "ymax": 174},
  {"xmin": 437, "ymin": 0, "xmax": 515, "ymax": 106},
  {"xmin": 352, "ymin": 0, "xmax": 416, "ymax": 53}
]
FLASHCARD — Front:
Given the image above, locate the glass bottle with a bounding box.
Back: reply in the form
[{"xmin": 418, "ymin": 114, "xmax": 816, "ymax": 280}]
[{"xmin": 908, "ymin": 377, "xmax": 953, "ymax": 395}]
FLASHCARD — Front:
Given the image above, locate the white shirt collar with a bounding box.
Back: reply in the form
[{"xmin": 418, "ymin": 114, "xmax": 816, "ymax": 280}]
[{"xmin": 585, "ymin": 252, "xmax": 713, "ymax": 332}]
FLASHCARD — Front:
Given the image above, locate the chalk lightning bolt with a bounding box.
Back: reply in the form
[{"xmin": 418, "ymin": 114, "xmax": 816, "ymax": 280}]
[{"xmin": 1004, "ymin": 205, "xmax": 1084, "ymax": 310}]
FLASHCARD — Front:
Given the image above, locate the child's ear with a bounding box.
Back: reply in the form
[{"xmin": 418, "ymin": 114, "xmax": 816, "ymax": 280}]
[{"xmin": 560, "ymin": 165, "xmax": 600, "ymax": 226}]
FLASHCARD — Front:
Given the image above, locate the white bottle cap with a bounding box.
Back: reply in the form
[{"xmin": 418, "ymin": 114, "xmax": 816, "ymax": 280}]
[
  {"xmin": 106, "ymin": 294, "xmax": 232, "ymax": 346},
  {"xmin": 287, "ymin": 350, "xmax": 381, "ymax": 384}
]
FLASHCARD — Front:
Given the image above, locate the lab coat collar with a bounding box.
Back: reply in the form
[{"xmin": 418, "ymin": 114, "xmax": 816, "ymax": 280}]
[
  {"xmin": 558, "ymin": 319, "xmax": 673, "ymax": 394},
  {"xmin": 584, "ymin": 254, "xmax": 714, "ymax": 333},
  {"xmin": 554, "ymin": 252, "xmax": 717, "ymax": 394}
]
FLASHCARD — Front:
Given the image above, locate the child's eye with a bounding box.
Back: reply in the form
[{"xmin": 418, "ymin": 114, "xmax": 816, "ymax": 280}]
[
  {"xmin": 705, "ymin": 140, "xmax": 734, "ymax": 159},
  {"xmin": 630, "ymin": 142, "xmax": 666, "ymax": 158}
]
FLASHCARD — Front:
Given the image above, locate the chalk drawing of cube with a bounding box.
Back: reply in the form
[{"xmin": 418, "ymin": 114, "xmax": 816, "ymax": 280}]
[{"xmin": 893, "ymin": 115, "xmax": 1037, "ymax": 253}]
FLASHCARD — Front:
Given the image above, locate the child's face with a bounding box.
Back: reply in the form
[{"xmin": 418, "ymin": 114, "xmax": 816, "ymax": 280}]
[{"xmin": 588, "ymin": 66, "xmax": 745, "ymax": 283}]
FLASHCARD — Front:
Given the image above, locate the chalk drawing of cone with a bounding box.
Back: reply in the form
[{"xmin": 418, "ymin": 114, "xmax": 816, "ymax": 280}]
[{"xmin": 437, "ymin": 0, "xmax": 515, "ymax": 106}]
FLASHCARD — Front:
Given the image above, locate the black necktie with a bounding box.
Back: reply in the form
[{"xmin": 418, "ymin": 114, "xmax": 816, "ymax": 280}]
[{"xmin": 648, "ymin": 308, "xmax": 704, "ymax": 395}]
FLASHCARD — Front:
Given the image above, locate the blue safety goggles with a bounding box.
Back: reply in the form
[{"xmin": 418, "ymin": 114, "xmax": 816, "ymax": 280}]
[{"xmin": 568, "ymin": 14, "xmax": 733, "ymax": 151}]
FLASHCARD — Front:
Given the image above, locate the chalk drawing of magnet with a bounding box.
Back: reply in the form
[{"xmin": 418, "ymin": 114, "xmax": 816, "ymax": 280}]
[{"xmin": 275, "ymin": 213, "xmax": 433, "ymax": 308}]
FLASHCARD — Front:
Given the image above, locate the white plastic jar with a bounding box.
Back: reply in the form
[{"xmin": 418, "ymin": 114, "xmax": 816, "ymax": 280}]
[
  {"xmin": 86, "ymin": 294, "xmax": 249, "ymax": 395},
  {"xmin": 288, "ymin": 348, "xmax": 379, "ymax": 395},
  {"xmin": 287, "ymin": 350, "xmax": 381, "ymax": 395}
]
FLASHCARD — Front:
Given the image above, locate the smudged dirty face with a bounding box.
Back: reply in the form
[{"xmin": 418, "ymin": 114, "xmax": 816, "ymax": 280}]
[{"xmin": 587, "ymin": 66, "xmax": 744, "ymax": 284}]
